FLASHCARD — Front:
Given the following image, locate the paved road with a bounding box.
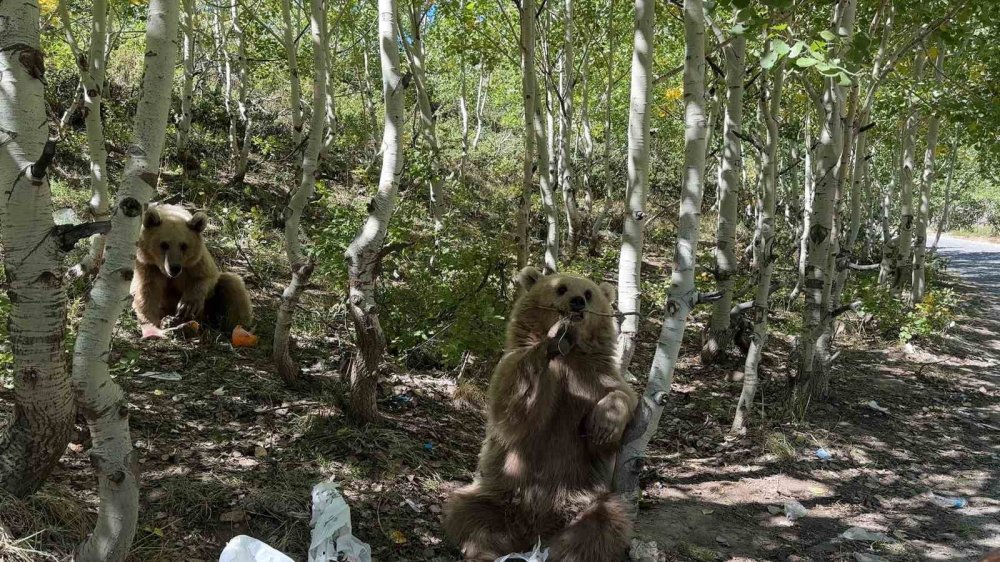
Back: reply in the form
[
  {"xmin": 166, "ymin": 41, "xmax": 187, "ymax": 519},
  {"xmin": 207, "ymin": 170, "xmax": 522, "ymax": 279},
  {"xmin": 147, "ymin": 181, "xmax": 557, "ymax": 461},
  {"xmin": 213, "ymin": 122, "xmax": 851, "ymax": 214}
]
[{"xmin": 935, "ymin": 233, "xmax": 1000, "ymax": 294}]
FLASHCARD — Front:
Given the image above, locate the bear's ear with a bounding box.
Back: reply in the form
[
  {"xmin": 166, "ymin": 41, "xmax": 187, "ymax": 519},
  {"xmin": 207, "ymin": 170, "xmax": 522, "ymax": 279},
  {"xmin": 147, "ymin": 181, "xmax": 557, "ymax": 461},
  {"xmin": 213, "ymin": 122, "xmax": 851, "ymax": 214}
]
[
  {"xmin": 143, "ymin": 208, "xmax": 161, "ymax": 229},
  {"xmin": 517, "ymin": 266, "xmax": 542, "ymax": 291},
  {"xmin": 599, "ymin": 282, "xmax": 616, "ymax": 305},
  {"xmin": 187, "ymin": 212, "xmax": 208, "ymax": 234}
]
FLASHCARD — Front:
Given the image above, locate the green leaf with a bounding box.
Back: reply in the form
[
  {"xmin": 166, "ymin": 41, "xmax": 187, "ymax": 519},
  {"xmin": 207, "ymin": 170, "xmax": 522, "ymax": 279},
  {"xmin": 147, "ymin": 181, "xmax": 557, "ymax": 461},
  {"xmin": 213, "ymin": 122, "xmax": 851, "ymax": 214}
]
[
  {"xmin": 731, "ymin": 22, "xmax": 747, "ymax": 35},
  {"xmin": 761, "ymin": 49, "xmax": 779, "ymax": 70},
  {"xmin": 771, "ymin": 23, "xmax": 788, "ymax": 31},
  {"xmin": 838, "ymin": 72, "xmax": 852, "ymax": 86},
  {"xmin": 773, "ymin": 39, "xmax": 791, "ymax": 57},
  {"xmin": 789, "ymin": 41, "xmax": 806, "ymax": 58},
  {"xmin": 820, "ymin": 30, "xmax": 836, "ymax": 41},
  {"xmin": 796, "ymin": 57, "xmax": 820, "ymax": 68}
]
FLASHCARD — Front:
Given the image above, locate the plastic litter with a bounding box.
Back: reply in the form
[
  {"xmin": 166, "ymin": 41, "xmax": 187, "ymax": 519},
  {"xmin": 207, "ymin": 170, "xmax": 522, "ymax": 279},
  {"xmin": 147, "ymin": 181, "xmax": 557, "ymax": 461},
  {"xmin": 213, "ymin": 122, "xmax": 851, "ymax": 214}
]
[
  {"xmin": 815, "ymin": 448, "xmax": 832, "ymax": 460},
  {"xmin": 866, "ymin": 400, "xmax": 890, "ymax": 414},
  {"xmin": 308, "ymin": 482, "xmax": 371, "ymax": 562},
  {"xmin": 495, "ymin": 540, "xmax": 549, "ymax": 562},
  {"xmin": 928, "ymin": 493, "xmax": 968, "ymax": 509},
  {"xmin": 219, "ymin": 535, "xmax": 294, "ymax": 562},
  {"xmin": 53, "ymin": 207, "xmax": 81, "ymax": 225},
  {"xmin": 137, "ymin": 371, "xmax": 182, "ymax": 381},
  {"xmin": 784, "ymin": 500, "xmax": 808, "ymax": 521},
  {"xmin": 838, "ymin": 527, "xmax": 895, "ymax": 543}
]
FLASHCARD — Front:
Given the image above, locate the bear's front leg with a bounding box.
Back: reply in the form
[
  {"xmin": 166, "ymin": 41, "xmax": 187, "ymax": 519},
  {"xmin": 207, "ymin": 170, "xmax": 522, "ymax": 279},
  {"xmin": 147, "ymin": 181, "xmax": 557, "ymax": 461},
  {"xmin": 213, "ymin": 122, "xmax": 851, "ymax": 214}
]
[
  {"xmin": 176, "ymin": 282, "xmax": 211, "ymax": 322},
  {"xmin": 586, "ymin": 390, "xmax": 633, "ymax": 447}
]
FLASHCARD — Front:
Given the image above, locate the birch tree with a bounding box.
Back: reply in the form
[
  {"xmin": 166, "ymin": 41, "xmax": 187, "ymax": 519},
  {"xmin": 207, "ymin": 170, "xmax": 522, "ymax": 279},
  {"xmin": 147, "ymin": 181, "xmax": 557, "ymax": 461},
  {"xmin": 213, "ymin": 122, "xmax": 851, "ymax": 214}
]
[
  {"xmin": 58, "ymin": 0, "xmax": 111, "ymax": 276},
  {"xmin": 230, "ymin": 0, "xmax": 252, "ymax": 183},
  {"xmin": 930, "ymin": 134, "xmax": 959, "ymax": 253},
  {"xmin": 0, "ymin": 0, "xmax": 75, "ymax": 497},
  {"xmin": 588, "ymin": 0, "xmax": 615, "ymax": 256},
  {"xmin": 616, "ymin": 0, "xmax": 710, "ymax": 510},
  {"xmin": 733, "ymin": 50, "xmax": 784, "ymax": 433},
  {"xmin": 702, "ymin": 24, "xmax": 746, "ymax": 365},
  {"xmin": 893, "ymin": 48, "xmax": 925, "ymax": 289},
  {"xmin": 400, "ymin": 1, "xmax": 446, "ymax": 243},
  {"xmin": 71, "ymin": 1, "xmax": 179, "ymax": 558},
  {"xmin": 345, "ymin": 0, "xmax": 405, "ymax": 423},
  {"xmin": 911, "ymin": 42, "xmax": 945, "ymax": 303},
  {"xmin": 615, "ymin": 0, "xmax": 654, "ymax": 375},
  {"xmin": 274, "ymin": 0, "xmax": 327, "ymax": 383},
  {"xmin": 281, "ymin": 0, "xmax": 304, "ymax": 148},
  {"xmin": 557, "ymin": 0, "xmax": 582, "ymax": 258},
  {"xmin": 517, "ymin": 0, "xmax": 537, "ymax": 271},
  {"xmin": 177, "ymin": 0, "xmax": 197, "ymax": 173},
  {"xmin": 790, "ymin": 0, "xmax": 854, "ymax": 413}
]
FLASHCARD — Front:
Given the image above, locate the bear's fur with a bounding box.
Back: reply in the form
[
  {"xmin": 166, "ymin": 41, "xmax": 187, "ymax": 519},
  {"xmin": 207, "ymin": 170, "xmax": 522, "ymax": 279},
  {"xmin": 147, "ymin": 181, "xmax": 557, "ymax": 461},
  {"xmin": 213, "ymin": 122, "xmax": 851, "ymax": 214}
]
[
  {"xmin": 131, "ymin": 204, "xmax": 252, "ymax": 338},
  {"xmin": 444, "ymin": 266, "xmax": 638, "ymax": 562}
]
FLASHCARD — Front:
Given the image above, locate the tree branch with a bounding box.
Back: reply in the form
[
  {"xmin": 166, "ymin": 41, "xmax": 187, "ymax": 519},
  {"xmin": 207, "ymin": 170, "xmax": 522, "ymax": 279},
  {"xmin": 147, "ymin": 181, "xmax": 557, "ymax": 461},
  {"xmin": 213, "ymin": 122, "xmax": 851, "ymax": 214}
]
[{"xmin": 54, "ymin": 221, "xmax": 112, "ymax": 252}]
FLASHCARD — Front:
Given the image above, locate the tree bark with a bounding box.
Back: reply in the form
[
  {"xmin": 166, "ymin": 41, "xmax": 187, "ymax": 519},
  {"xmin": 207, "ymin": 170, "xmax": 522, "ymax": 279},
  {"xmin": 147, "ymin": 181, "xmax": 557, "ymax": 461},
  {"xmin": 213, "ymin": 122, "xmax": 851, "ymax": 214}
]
[
  {"xmin": 588, "ymin": 1, "xmax": 615, "ymax": 257},
  {"xmin": 615, "ymin": 0, "xmax": 654, "ymax": 376},
  {"xmin": 911, "ymin": 42, "xmax": 945, "ymax": 303},
  {"xmin": 345, "ymin": 0, "xmax": 405, "ymax": 423},
  {"xmin": 472, "ymin": 66, "xmax": 489, "ymax": 150},
  {"xmin": 702, "ymin": 31, "xmax": 745, "ymax": 365},
  {"xmin": 733, "ymin": 53, "xmax": 783, "ymax": 433},
  {"xmin": 930, "ymin": 134, "xmax": 958, "ymax": 253},
  {"xmin": 71, "ymin": 1, "xmax": 179, "ymax": 559},
  {"xmin": 557, "ymin": 0, "xmax": 582, "ymax": 259},
  {"xmin": 0, "ymin": 2, "xmax": 75, "ymax": 497},
  {"xmin": 615, "ymin": 0, "xmax": 708, "ymax": 511},
  {"xmin": 274, "ymin": 0, "xmax": 327, "ymax": 383},
  {"xmin": 231, "ymin": 0, "xmax": 252, "ymax": 183},
  {"xmin": 177, "ymin": 0, "xmax": 196, "ymax": 173}
]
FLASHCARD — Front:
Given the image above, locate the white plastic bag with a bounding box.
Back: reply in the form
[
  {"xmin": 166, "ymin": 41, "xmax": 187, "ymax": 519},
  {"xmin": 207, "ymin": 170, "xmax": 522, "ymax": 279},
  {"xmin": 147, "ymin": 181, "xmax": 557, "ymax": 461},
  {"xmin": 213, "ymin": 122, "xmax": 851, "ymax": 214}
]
[
  {"xmin": 495, "ymin": 540, "xmax": 549, "ymax": 562},
  {"xmin": 218, "ymin": 535, "xmax": 294, "ymax": 562},
  {"xmin": 308, "ymin": 482, "xmax": 372, "ymax": 562}
]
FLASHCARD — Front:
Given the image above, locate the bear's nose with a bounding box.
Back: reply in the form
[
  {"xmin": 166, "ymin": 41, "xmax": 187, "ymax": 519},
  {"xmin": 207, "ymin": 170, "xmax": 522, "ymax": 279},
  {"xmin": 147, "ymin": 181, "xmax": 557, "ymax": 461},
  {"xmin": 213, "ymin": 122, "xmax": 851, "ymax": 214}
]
[
  {"xmin": 569, "ymin": 296, "xmax": 586, "ymax": 312},
  {"xmin": 167, "ymin": 264, "xmax": 182, "ymax": 277}
]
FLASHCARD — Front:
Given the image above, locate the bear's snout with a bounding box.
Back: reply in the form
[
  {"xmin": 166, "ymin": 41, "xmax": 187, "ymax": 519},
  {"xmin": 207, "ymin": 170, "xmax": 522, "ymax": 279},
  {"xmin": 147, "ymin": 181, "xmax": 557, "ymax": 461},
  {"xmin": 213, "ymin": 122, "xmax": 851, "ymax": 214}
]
[
  {"xmin": 569, "ymin": 295, "xmax": 586, "ymax": 312},
  {"xmin": 167, "ymin": 263, "xmax": 183, "ymax": 278}
]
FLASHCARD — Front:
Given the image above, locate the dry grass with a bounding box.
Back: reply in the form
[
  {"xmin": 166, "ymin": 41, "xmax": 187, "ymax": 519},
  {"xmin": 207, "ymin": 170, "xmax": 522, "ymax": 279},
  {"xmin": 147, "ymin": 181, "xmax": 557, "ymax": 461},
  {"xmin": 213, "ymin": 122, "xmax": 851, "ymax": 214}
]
[{"xmin": 0, "ymin": 484, "xmax": 90, "ymax": 561}]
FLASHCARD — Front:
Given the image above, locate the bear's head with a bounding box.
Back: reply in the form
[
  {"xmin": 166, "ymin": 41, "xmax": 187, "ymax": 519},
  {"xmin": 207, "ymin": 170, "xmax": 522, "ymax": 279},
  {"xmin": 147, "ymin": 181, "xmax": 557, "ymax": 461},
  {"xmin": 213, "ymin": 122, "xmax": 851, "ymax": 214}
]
[
  {"xmin": 508, "ymin": 266, "xmax": 617, "ymax": 352},
  {"xmin": 137, "ymin": 205, "xmax": 208, "ymax": 278}
]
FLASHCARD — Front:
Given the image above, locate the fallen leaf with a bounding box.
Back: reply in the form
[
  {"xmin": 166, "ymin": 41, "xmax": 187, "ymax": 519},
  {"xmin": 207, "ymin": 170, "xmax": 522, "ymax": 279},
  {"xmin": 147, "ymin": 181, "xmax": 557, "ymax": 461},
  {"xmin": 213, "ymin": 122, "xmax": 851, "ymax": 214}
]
[
  {"xmin": 701, "ymin": 509, "xmax": 714, "ymax": 515},
  {"xmin": 254, "ymin": 445, "xmax": 267, "ymax": 458},
  {"xmin": 219, "ymin": 509, "xmax": 247, "ymax": 523},
  {"xmin": 389, "ymin": 529, "xmax": 407, "ymax": 544},
  {"xmin": 232, "ymin": 325, "xmax": 258, "ymax": 347},
  {"xmin": 213, "ymin": 386, "xmax": 225, "ymax": 396}
]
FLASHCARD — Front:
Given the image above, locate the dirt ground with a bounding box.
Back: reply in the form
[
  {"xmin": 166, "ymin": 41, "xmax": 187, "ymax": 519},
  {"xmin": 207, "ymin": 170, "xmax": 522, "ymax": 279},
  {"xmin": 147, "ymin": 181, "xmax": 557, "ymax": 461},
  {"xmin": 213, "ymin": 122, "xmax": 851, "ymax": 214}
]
[{"xmin": 1, "ymin": 268, "xmax": 998, "ymax": 561}]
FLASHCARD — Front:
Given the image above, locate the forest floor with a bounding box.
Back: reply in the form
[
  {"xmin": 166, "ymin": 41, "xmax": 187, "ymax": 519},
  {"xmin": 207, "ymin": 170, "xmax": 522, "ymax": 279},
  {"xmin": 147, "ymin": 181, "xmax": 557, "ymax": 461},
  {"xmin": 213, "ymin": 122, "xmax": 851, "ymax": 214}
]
[{"xmin": 2, "ymin": 233, "xmax": 998, "ymax": 562}]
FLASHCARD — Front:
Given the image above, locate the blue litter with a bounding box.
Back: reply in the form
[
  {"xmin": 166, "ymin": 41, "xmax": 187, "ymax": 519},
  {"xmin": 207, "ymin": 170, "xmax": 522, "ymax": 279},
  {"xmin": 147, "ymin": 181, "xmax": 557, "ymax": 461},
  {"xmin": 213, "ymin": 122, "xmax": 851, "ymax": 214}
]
[{"xmin": 815, "ymin": 448, "xmax": 832, "ymax": 461}]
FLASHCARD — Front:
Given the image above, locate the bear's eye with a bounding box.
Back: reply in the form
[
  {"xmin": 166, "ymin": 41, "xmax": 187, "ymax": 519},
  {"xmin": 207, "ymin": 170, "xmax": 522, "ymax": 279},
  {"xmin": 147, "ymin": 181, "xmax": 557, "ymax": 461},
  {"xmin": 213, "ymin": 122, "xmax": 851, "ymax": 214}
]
[
  {"xmin": 556, "ymin": 285, "xmax": 568, "ymax": 296},
  {"xmin": 159, "ymin": 242, "xmax": 169, "ymax": 251},
  {"xmin": 584, "ymin": 290, "xmax": 593, "ymax": 301},
  {"xmin": 180, "ymin": 243, "xmax": 188, "ymax": 253}
]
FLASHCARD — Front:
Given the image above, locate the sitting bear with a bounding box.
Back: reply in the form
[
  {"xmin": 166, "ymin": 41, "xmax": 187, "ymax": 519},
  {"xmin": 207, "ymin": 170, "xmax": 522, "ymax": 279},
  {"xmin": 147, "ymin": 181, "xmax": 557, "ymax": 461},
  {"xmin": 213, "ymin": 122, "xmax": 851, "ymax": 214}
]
[
  {"xmin": 131, "ymin": 204, "xmax": 253, "ymax": 338},
  {"xmin": 444, "ymin": 266, "xmax": 637, "ymax": 562}
]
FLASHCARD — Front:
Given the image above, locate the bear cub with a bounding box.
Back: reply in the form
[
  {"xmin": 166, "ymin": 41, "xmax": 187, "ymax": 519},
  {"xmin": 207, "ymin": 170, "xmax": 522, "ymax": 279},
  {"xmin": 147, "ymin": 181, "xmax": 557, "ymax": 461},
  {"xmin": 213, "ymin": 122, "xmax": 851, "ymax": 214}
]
[
  {"xmin": 444, "ymin": 266, "xmax": 637, "ymax": 562},
  {"xmin": 131, "ymin": 204, "xmax": 253, "ymax": 338}
]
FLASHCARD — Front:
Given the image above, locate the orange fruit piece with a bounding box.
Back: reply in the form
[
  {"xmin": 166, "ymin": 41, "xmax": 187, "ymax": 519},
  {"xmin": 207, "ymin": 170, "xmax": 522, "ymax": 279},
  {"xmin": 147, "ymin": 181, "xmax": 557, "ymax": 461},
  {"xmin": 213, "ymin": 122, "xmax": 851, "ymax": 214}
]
[{"xmin": 231, "ymin": 325, "xmax": 258, "ymax": 347}]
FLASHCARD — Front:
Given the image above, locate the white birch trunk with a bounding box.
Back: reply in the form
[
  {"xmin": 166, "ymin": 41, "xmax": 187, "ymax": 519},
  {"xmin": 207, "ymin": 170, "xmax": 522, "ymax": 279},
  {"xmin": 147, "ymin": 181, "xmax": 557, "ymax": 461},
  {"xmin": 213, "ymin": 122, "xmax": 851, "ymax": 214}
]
[
  {"xmin": 579, "ymin": 48, "xmax": 595, "ymax": 218},
  {"xmin": 71, "ymin": 1, "xmax": 179, "ymax": 558},
  {"xmin": 911, "ymin": 42, "xmax": 945, "ymax": 302},
  {"xmin": 281, "ymin": 0, "xmax": 304, "ymax": 147},
  {"xmin": 517, "ymin": 0, "xmax": 537, "ymax": 271},
  {"xmin": 558, "ymin": 0, "xmax": 582, "ymax": 258},
  {"xmin": 0, "ymin": 1, "xmax": 75, "ymax": 496},
  {"xmin": 930, "ymin": 134, "xmax": 958, "ymax": 253},
  {"xmin": 588, "ymin": 2, "xmax": 615, "ymax": 257},
  {"xmin": 615, "ymin": 0, "xmax": 708, "ymax": 508},
  {"xmin": 274, "ymin": 0, "xmax": 327, "ymax": 383},
  {"xmin": 177, "ymin": 0, "xmax": 196, "ymax": 171},
  {"xmin": 59, "ymin": 0, "xmax": 111, "ymax": 277},
  {"xmin": 472, "ymin": 66, "xmax": 489, "ymax": 150},
  {"xmin": 459, "ymin": 55, "xmax": 470, "ymax": 184},
  {"xmin": 789, "ymin": 114, "xmax": 813, "ymax": 304},
  {"xmin": 346, "ymin": 0, "xmax": 405, "ymax": 423},
  {"xmin": 231, "ymin": 0, "xmax": 251, "ymax": 183},
  {"xmin": 733, "ymin": 56, "xmax": 783, "ymax": 432},
  {"xmin": 791, "ymin": 0, "xmax": 853, "ymax": 412},
  {"xmin": 893, "ymin": 48, "xmax": 925, "ymax": 289},
  {"xmin": 401, "ymin": 3, "xmax": 445, "ymax": 245},
  {"xmin": 615, "ymin": 0, "xmax": 654, "ymax": 375},
  {"xmin": 702, "ymin": 32, "xmax": 745, "ymax": 364}
]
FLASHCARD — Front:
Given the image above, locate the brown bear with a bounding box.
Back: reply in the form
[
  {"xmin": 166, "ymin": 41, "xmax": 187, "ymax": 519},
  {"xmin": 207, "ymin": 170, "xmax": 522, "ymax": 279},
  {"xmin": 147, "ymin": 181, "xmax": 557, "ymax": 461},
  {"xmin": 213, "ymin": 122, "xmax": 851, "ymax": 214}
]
[
  {"xmin": 131, "ymin": 204, "xmax": 253, "ymax": 339},
  {"xmin": 444, "ymin": 266, "xmax": 637, "ymax": 562}
]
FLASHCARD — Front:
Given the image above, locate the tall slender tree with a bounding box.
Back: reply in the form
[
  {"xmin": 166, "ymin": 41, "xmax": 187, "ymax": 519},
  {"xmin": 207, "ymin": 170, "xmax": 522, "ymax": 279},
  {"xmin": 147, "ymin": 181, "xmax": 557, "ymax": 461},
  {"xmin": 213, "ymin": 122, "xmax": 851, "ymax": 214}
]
[
  {"xmin": 71, "ymin": 1, "xmax": 179, "ymax": 558},
  {"xmin": 345, "ymin": 0, "xmax": 405, "ymax": 422},
  {"xmin": 911, "ymin": 42, "xmax": 945, "ymax": 302},
  {"xmin": 517, "ymin": 0, "xmax": 538, "ymax": 271}
]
